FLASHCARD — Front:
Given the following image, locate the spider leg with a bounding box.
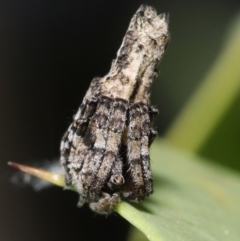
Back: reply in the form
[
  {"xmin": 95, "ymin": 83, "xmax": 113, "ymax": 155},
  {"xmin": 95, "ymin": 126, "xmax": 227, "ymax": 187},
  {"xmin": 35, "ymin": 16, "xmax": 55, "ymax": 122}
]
[
  {"xmin": 125, "ymin": 102, "xmax": 157, "ymax": 200},
  {"xmin": 127, "ymin": 103, "xmax": 146, "ymax": 201},
  {"xmin": 90, "ymin": 151, "xmax": 115, "ymax": 195},
  {"xmin": 110, "ymin": 157, "xmax": 124, "ymax": 185},
  {"xmin": 140, "ymin": 104, "xmax": 154, "ymax": 195},
  {"xmin": 60, "ymin": 97, "xmax": 97, "ymax": 186},
  {"xmin": 107, "ymin": 98, "xmax": 128, "ymax": 185},
  {"xmin": 90, "ymin": 98, "xmax": 127, "ymax": 197},
  {"xmin": 78, "ymin": 96, "xmax": 112, "ymax": 206}
]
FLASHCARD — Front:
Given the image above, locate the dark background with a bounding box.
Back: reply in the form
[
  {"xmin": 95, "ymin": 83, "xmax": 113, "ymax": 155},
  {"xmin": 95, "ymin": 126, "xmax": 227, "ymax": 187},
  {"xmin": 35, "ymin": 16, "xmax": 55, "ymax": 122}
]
[{"xmin": 1, "ymin": 0, "xmax": 240, "ymax": 240}]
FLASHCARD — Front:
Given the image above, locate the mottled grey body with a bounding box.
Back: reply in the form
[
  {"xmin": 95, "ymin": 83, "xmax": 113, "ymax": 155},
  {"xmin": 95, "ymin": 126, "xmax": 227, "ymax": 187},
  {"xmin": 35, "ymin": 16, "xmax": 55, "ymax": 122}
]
[{"xmin": 60, "ymin": 4, "xmax": 169, "ymax": 214}]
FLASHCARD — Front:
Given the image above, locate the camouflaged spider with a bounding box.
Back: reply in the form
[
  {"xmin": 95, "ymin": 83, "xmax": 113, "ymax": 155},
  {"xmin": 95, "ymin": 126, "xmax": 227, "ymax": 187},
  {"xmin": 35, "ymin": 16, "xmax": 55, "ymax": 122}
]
[{"xmin": 60, "ymin": 4, "xmax": 169, "ymax": 214}]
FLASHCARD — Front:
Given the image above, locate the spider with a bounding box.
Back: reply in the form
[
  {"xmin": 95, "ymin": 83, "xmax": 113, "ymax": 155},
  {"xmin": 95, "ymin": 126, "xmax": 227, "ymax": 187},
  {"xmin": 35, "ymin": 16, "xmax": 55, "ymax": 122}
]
[{"xmin": 60, "ymin": 4, "xmax": 169, "ymax": 214}]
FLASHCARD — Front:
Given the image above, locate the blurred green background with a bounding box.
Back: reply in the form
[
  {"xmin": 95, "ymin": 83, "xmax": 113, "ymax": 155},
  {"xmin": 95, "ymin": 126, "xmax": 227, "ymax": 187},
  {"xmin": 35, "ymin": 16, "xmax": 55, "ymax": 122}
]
[{"xmin": 1, "ymin": 0, "xmax": 239, "ymax": 241}]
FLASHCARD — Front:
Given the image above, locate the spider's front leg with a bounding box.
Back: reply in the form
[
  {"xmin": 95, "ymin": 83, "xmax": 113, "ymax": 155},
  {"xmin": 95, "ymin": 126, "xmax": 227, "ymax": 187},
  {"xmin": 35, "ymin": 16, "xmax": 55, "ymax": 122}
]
[
  {"xmin": 89, "ymin": 98, "xmax": 128, "ymax": 196},
  {"xmin": 77, "ymin": 96, "xmax": 113, "ymax": 206},
  {"xmin": 79, "ymin": 96, "xmax": 128, "ymax": 208},
  {"xmin": 125, "ymin": 102, "xmax": 157, "ymax": 201},
  {"xmin": 126, "ymin": 103, "xmax": 146, "ymax": 201}
]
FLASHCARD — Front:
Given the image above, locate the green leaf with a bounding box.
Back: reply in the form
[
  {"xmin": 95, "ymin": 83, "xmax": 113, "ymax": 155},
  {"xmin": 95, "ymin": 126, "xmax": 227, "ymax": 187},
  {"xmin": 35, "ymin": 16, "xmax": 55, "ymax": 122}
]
[
  {"xmin": 117, "ymin": 139, "xmax": 240, "ymax": 241},
  {"xmin": 9, "ymin": 140, "xmax": 240, "ymax": 241}
]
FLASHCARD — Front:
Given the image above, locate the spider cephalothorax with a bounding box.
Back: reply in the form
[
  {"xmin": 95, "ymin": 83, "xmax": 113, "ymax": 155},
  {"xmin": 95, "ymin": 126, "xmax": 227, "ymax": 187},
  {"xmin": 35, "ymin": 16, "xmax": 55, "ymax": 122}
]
[{"xmin": 60, "ymin": 4, "xmax": 169, "ymax": 214}]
